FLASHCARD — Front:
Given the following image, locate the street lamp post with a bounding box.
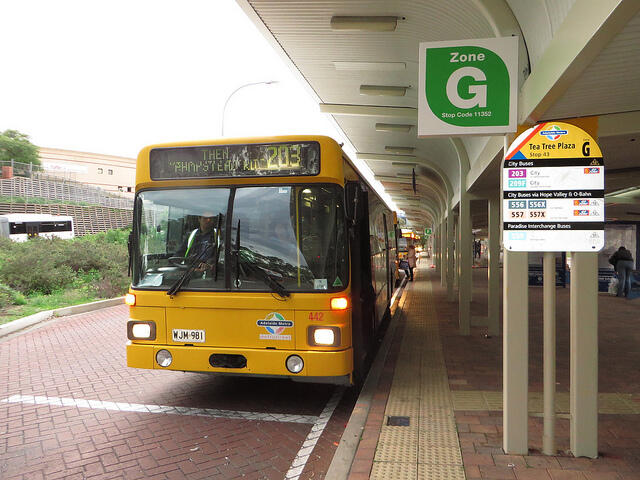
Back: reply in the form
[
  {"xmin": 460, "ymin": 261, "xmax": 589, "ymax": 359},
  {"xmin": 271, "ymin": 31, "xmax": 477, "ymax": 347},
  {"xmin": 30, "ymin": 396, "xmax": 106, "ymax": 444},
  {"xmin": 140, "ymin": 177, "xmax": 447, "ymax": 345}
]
[{"xmin": 221, "ymin": 80, "xmax": 278, "ymax": 136}]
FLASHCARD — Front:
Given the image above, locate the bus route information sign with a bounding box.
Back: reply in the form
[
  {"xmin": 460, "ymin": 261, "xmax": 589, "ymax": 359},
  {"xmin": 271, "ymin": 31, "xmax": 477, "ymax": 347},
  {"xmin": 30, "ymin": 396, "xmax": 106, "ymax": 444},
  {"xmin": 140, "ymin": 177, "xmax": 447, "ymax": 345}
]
[{"xmin": 503, "ymin": 121, "xmax": 604, "ymax": 252}]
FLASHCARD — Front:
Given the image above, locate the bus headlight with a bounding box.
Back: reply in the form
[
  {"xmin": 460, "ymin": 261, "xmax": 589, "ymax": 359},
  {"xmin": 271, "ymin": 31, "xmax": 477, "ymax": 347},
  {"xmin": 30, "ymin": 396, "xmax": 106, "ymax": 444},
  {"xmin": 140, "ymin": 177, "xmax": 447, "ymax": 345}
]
[
  {"xmin": 307, "ymin": 326, "xmax": 341, "ymax": 347},
  {"xmin": 127, "ymin": 321, "xmax": 156, "ymax": 340},
  {"xmin": 156, "ymin": 349, "xmax": 173, "ymax": 367},
  {"xmin": 286, "ymin": 355, "xmax": 304, "ymax": 373}
]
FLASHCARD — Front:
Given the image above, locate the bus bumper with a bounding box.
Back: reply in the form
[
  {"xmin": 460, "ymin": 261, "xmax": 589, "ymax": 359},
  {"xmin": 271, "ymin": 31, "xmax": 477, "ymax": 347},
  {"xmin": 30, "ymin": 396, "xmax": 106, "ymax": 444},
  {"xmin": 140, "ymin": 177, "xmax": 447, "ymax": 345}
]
[{"xmin": 127, "ymin": 343, "xmax": 353, "ymax": 383}]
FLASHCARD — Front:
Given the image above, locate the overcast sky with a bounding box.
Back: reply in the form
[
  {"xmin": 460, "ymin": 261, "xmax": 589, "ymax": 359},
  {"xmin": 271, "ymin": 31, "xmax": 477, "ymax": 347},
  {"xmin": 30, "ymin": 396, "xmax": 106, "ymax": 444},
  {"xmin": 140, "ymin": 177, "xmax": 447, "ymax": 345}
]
[
  {"xmin": 1, "ymin": 0, "xmax": 344, "ymax": 156},
  {"xmin": 1, "ymin": 0, "xmax": 397, "ymax": 209}
]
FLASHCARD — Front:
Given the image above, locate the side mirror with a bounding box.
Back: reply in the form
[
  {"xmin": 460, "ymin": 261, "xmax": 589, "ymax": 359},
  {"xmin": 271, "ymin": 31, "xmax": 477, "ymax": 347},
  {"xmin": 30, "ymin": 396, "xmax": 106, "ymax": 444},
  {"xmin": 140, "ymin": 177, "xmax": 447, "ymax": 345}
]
[
  {"xmin": 344, "ymin": 181, "xmax": 364, "ymax": 226},
  {"xmin": 127, "ymin": 231, "xmax": 134, "ymax": 277}
]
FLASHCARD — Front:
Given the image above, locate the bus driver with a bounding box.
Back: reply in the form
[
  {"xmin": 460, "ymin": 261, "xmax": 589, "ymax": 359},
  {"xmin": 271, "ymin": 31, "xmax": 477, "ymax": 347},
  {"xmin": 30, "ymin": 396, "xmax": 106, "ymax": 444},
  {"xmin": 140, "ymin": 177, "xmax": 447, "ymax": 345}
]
[{"xmin": 177, "ymin": 212, "xmax": 218, "ymax": 272}]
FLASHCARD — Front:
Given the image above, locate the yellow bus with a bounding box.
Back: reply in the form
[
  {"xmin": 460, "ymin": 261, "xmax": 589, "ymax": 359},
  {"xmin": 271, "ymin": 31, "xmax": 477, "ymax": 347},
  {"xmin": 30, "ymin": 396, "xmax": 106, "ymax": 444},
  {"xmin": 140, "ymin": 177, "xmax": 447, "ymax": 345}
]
[{"xmin": 126, "ymin": 136, "xmax": 397, "ymax": 385}]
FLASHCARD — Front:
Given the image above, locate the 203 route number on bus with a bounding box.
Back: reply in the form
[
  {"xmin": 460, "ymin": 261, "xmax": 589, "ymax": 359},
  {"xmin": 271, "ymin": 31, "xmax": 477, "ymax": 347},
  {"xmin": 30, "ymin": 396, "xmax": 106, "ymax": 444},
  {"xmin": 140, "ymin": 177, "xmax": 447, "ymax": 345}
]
[{"xmin": 172, "ymin": 329, "xmax": 206, "ymax": 343}]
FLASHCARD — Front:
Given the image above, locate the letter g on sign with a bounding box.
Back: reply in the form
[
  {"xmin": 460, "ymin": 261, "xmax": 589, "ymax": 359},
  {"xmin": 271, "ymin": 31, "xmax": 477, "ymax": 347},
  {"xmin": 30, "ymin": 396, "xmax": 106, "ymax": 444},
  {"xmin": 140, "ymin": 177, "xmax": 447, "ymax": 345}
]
[{"xmin": 446, "ymin": 67, "xmax": 487, "ymax": 109}]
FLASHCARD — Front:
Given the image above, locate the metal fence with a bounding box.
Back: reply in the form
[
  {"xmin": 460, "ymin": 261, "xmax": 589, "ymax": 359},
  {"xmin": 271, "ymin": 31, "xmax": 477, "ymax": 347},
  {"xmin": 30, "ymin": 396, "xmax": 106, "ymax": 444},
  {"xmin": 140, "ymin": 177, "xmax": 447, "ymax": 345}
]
[{"xmin": 0, "ymin": 160, "xmax": 133, "ymax": 210}]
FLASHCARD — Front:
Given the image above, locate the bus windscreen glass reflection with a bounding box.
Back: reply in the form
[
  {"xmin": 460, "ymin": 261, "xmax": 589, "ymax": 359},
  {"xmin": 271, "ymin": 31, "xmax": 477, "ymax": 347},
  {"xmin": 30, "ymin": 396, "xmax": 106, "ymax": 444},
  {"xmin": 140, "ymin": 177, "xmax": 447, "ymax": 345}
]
[{"xmin": 132, "ymin": 185, "xmax": 347, "ymax": 293}]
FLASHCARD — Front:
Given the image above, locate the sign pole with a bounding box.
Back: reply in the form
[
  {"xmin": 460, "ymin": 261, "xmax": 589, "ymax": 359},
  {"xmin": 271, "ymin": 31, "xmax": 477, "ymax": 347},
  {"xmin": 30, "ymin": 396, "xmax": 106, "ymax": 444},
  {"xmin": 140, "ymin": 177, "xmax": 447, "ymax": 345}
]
[
  {"xmin": 543, "ymin": 251, "xmax": 556, "ymax": 455},
  {"xmin": 502, "ymin": 121, "xmax": 604, "ymax": 457},
  {"xmin": 502, "ymin": 134, "xmax": 529, "ymax": 455},
  {"xmin": 570, "ymin": 252, "xmax": 599, "ymax": 458}
]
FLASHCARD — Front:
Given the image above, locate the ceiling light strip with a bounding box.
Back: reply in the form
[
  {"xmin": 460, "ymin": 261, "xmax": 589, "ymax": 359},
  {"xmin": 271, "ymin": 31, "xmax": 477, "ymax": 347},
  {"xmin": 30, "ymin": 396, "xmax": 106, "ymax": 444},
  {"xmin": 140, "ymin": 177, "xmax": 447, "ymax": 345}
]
[
  {"xmin": 375, "ymin": 123, "xmax": 414, "ymax": 132},
  {"xmin": 385, "ymin": 146, "xmax": 415, "ymax": 154},
  {"xmin": 391, "ymin": 161, "xmax": 418, "ymax": 166},
  {"xmin": 360, "ymin": 85, "xmax": 408, "ymax": 97}
]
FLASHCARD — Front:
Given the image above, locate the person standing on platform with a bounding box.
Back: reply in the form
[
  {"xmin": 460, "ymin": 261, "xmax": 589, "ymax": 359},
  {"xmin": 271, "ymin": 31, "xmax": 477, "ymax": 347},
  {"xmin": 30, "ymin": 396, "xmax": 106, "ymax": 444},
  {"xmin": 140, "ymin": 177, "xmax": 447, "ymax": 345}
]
[
  {"xmin": 407, "ymin": 244, "xmax": 417, "ymax": 281},
  {"xmin": 609, "ymin": 246, "xmax": 634, "ymax": 297}
]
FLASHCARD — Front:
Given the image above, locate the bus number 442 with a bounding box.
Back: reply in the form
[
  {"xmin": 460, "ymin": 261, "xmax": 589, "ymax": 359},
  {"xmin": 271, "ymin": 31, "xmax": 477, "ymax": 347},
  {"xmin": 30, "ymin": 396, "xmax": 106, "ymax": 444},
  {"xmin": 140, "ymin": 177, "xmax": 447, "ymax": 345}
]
[{"xmin": 309, "ymin": 312, "xmax": 324, "ymax": 321}]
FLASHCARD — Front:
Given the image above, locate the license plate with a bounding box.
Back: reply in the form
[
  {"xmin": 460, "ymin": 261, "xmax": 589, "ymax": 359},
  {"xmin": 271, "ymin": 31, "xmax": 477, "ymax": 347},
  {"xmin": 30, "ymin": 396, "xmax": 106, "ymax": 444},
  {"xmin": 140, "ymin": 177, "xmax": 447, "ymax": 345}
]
[{"xmin": 172, "ymin": 329, "xmax": 206, "ymax": 343}]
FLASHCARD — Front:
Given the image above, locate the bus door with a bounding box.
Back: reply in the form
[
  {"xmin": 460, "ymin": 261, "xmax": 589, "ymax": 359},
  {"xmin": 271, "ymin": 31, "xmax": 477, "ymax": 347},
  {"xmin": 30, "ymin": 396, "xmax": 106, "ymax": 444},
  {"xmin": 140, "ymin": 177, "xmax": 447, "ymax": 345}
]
[
  {"xmin": 383, "ymin": 213, "xmax": 391, "ymax": 303},
  {"xmin": 26, "ymin": 223, "xmax": 40, "ymax": 239},
  {"xmin": 345, "ymin": 182, "xmax": 375, "ymax": 380}
]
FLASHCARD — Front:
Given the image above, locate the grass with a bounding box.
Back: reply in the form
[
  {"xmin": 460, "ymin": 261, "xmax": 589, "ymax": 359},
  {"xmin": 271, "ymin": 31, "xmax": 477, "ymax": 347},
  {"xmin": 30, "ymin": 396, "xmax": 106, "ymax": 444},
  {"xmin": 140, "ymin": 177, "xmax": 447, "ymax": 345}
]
[{"xmin": 0, "ymin": 289, "xmax": 100, "ymax": 325}]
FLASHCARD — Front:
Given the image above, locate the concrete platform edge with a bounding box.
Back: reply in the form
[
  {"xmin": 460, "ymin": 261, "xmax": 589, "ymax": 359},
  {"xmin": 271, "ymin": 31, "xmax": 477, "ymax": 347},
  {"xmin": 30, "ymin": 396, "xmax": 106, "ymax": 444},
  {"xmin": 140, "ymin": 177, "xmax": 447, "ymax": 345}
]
[
  {"xmin": 325, "ymin": 279, "xmax": 408, "ymax": 480},
  {"xmin": 0, "ymin": 297, "xmax": 125, "ymax": 338}
]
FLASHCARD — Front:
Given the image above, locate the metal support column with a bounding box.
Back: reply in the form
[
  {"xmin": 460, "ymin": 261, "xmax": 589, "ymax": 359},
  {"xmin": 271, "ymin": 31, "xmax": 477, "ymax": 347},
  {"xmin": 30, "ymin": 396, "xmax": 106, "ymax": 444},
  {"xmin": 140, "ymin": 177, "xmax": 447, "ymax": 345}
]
[
  {"xmin": 453, "ymin": 216, "xmax": 459, "ymax": 291},
  {"xmin": 503, "ymin": 132, "xmax": 528, "ymax": 455},
  {"xmin": 434, "ymin": 223, "xmax": 440, "ymax": 273},
  {"xmin": 447, "ymin": 212, "xmax": 455, "ymax": 301},
  {"xmin": 440, "ymin": 220, "xmax": 447, "ymax": 286},
  {"xmin": 543, "ymin": 252, "xmax": 556, "ymax": 455},
  {"xmin": 459, "ymin": 193, "xmax": 472, "ymax": 336},
  {"xmin": 487, "ymin": 196, "xmax": 500, "ymax": 337},
  {"xmin": 570, "ymin": 252, "xmax": 599, "ymax": 458},
  {"xmin": 503, "ymin": 249, "xmax": 529, "ymax": 454}
]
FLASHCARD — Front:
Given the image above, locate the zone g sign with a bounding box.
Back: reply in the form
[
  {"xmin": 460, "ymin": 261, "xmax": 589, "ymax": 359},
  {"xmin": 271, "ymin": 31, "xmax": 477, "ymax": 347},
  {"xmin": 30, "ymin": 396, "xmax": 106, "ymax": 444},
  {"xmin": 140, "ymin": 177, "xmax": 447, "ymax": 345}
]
[{"xmin": 418, "ymin": 37, "xmax": 518, "ymax": 136}]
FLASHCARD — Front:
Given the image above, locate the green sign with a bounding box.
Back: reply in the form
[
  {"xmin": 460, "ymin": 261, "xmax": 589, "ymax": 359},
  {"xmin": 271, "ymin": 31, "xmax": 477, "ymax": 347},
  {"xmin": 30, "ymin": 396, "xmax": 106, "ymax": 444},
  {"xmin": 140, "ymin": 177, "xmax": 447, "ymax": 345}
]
[
  {"xmin": 425, "ymin": 47, "xmax": 509, "ymax": 127},
  {"xmin": 424, "ymin": 228, "xmax": 432, "ymax": 235},
  {"xmin": 418, "ymin": 37, "xmax": 518, "ymax": 136}
]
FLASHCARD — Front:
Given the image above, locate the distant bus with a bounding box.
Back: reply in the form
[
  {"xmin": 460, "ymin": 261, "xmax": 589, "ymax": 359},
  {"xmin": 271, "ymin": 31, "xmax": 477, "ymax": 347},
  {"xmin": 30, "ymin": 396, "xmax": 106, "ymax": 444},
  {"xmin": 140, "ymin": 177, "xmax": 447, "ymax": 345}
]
[{"xmin": 0, "ymin": 214, "xmax": 74, "ymax": 242}]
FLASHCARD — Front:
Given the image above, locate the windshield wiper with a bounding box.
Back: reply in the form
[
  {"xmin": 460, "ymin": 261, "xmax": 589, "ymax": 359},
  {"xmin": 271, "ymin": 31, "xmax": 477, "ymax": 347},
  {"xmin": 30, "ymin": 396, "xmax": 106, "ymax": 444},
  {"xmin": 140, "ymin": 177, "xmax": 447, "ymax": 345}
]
[
  {"xmin": 236, "ymin": 248, "xmax": 290, "ymax": 298},
  {"xmin": 166, "ymin": 243, "xmax": 214, "ymax": 296},
  {"xmin": 212, "ymin": 215, "xmax": 222, "ymax": 282},
  {"xmin": 251, "ymin": 262, "xmax": 290, "ymax": 298},
  {"xmin": 233, "ymin": 219, "xmax": 241, "ymax": 287}
]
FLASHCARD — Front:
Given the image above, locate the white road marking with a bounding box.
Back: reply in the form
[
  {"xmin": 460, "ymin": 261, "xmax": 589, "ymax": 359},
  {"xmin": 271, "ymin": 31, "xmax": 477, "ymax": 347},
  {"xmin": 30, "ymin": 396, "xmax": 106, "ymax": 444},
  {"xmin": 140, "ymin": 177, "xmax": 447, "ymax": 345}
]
[
  {"xmin": 285, "ymin": 387, "xmax": 345, "ymax": 480},
  {"xmin": 0, "ymin": 394, "xmax": 317, "ymax": 424}
]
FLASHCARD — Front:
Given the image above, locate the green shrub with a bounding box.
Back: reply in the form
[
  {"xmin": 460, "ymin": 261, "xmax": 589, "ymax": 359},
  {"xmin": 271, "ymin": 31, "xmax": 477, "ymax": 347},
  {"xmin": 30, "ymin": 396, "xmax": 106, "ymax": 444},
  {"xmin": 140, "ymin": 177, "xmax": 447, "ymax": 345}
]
[
  {"xmin": 0, "ymin": 240, "xmax": 76, "ymax": 294},
  {"xmin": 0, "ymin": 283, "xmax": 27, "ymax": 309},
  {"xmin": 0, "ymin": 229, "xmax": 130, "ymax": 297}
]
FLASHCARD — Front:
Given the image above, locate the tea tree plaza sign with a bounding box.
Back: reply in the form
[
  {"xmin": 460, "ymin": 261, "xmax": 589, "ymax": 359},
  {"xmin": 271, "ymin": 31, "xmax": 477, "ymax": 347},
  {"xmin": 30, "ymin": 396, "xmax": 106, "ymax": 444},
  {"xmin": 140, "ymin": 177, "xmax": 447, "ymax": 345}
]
[
  {"xmin": 503, "ymin": 121, "xmax": 604, "ymax": 252},
  {"xmin": 418, "ymin": 37, "xmax": 518, "ymax": 137}
]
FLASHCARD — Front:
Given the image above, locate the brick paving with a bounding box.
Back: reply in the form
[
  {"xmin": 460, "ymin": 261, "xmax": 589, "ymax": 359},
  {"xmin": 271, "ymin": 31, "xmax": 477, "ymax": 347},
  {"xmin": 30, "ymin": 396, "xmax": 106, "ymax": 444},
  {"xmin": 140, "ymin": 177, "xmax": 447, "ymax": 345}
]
[
  {"xmin": 440, "ymin": 268, "xmax": 640, "ymax": 479},
  {"xmin": 0, "ymin": 305, "xmax": 356, "ymax": 479},
  {"xmin": 347, "ymin": 265, "xmax": 640, "ymax": 479}
]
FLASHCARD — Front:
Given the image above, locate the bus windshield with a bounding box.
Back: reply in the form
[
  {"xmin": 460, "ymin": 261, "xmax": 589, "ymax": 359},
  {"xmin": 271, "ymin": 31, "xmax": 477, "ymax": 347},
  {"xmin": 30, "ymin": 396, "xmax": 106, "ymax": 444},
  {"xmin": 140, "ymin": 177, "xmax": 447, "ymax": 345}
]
[{"xmin": 133, "ymin": 184, "xmax": 348, "ymax": 293}]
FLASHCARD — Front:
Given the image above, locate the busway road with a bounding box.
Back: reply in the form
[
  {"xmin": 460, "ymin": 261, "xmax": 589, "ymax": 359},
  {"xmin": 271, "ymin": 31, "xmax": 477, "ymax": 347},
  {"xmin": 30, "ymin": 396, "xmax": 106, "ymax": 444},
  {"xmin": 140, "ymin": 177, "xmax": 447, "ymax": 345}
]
[{"xmin": 0, "ymin": 305, "xmax": 358, "ymax": 480}]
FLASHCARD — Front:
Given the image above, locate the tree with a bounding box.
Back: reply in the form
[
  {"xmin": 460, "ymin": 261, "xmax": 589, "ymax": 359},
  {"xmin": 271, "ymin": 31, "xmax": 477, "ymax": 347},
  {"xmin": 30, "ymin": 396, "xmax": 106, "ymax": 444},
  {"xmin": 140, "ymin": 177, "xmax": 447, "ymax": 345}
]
[{"xmin": 0, "ymin": 129, "xmax": 40, "ymax": 166}]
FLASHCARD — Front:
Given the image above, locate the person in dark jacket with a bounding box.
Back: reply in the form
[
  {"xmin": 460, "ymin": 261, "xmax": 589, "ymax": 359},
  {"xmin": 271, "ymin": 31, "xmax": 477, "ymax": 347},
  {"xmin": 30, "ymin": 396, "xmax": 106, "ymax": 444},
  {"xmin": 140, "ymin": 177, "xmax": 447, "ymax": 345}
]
[{"xmin": 609, "ymin": 246, "xmax": 634, "ymax": 297}]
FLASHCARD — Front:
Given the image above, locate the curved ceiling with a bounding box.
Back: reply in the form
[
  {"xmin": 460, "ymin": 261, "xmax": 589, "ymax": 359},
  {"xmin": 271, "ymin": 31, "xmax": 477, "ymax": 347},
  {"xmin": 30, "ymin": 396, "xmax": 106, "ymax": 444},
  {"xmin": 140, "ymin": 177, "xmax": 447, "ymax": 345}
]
[{"xmin": 238, "ymin": 0, "xmax": 640, "ymax": 229}]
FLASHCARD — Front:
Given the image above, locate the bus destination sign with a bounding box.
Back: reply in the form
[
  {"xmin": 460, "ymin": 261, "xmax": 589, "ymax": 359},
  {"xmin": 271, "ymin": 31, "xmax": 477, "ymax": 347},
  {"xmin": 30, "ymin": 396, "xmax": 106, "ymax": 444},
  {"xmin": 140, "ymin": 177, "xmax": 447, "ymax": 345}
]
[{"xmin": 149, "ymin": 142, "xmax": 320, "ymax": 180}]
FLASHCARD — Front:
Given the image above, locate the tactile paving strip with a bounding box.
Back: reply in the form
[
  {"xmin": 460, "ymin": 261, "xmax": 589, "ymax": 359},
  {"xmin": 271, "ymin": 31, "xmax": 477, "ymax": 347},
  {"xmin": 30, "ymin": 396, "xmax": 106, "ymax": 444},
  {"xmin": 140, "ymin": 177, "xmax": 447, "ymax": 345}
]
[
  {"xmin": 371, "ymin": 278, "xmax": 464, "ymax": 479},
  {"xmin": 451, "ymin": 391, "xmax": 640, "ymax": 414},
  {"xmin": 418, "ymin": 445, "xmax": 463, "ymax": 465},
  {"xmin": 375, "ymin": 439, "xmax": 418, "ymax": 463},
  {"xmin": 370, "ymin": 462, "xmax": 418, "ymax": 480}
]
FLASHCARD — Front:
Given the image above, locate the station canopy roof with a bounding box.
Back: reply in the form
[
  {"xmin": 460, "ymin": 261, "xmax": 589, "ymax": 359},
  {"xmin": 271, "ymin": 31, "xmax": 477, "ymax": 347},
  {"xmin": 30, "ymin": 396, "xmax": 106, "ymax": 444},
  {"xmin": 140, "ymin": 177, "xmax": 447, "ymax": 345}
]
[{"xmin": 238, "ymin": 0, "xmax": 640, "ymax": 230}]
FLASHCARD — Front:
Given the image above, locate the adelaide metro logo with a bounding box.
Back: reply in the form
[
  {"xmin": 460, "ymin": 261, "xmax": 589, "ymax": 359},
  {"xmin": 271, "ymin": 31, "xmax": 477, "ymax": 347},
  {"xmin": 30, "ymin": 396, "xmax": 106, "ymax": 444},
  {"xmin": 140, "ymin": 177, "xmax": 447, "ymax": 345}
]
[
  {"xmin": 425, "ymin": 46, "xmax": 510, "ymax": 127},
  {"xmin": 257, "ymin": 312, "xmax": 293, "ymax": 340}
]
